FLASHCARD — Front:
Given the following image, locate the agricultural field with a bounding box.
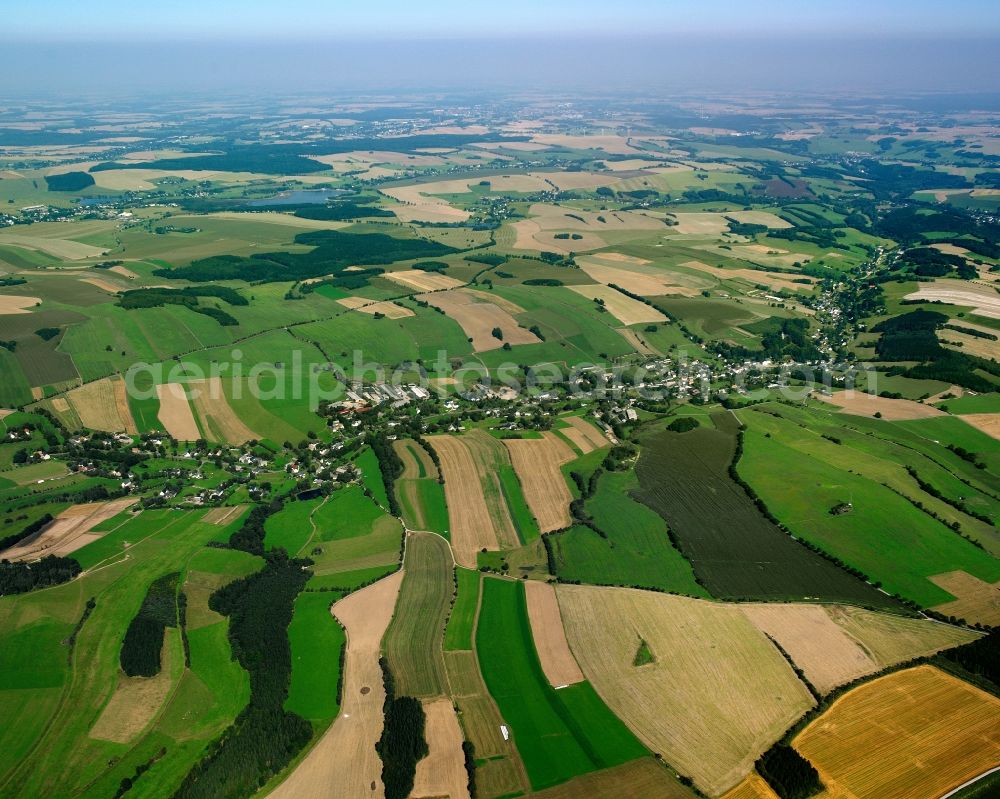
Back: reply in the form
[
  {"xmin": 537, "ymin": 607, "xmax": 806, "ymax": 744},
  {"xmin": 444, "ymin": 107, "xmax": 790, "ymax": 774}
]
[
  {"xmin": 429, "ymin": 431, "xmax": 521, "ymax": 567},
  {"xmin": 502, "ymin": 432, "xmax": 574, "ymax": 533},
  {"xmin": 794, "ymin": 666, "xmax": 1000, "ymax": 799},
  {"xmin": 0, "ymin": 508, "xmax": 255, "ymax": 798},
  {"xmin": 740, "ymin": 603, "xmax": 977, "ymax": 695},
  {"xmin": 5, "ymin": 88, "xmax": 1000, "ymax": 799},
  {"xmin": 632, "ymin": 414, "xmax": 898, "ymax": 606},
  {"xmin": 383, "ymin": 532, "xmax": 453, "ymax": 698},
  {"xmin": 736, "ymin": 406, "xmax": 1000, "ymax": 611},
  {"xmin": 557, "ymin": 584, "xmax": 815, "ymax": 796},
  {"xmin": 476, "ymin": 578, "xmax": 648, "ymax": 791},
  {"xmin": 547, "ymin": 469, "xmax": 707, "ymax": 596}
]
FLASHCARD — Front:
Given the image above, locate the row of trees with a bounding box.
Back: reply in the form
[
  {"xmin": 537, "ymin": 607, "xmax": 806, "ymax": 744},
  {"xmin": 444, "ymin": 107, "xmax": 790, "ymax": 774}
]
[
  {"xmin": 120, "ymin": 572, "xmax": 180, "ymax": 677},
  {"xmin": 172, "ymin": 551, "xmax": 312, "ymax": 799}
]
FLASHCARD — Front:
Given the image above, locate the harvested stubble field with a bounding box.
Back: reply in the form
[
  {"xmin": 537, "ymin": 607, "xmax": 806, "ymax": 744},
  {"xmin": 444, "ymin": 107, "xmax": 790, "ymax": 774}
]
[
  {"xmin": 3, "ymin": 497, "xmax": 138, "ymax": 561},
  {"xmin": 558, "ymin": 415, "xmax": 609, "ymax": 454},
  {"xmin": 824, "ymin": 604, "xmax": 981, "ymax": 667},
  {"xmin": 383, "ymin": 269, "xmax": 464, "ymax": 292},
  {"xmin": 383, "ymin": 532, "xmax": 453, "ymax": 698},
  {"xmin": 0, "ymin": 295, "xmax": 40, "ymax": 315},
  {"xmin": 155, "ymin": 382, "xmax": 200, "ymax": 441},
  {"xmin": 187, "ymin": 377, "xmax": 259, "ymax": 444},
  {"xmin": 577, "ymin": 255, "xmax": 710, "ymax": 297},
  {"xmin": 429, "ymin": 431, "xmax": 520, "ymax": 567},
  {"xmin": 814, "ymin": 390, "xmax": 946, "ymax": 421},
  {"xmin": 523, "ymin": 580, "xmax": 584, "ymax": 687},
  {"xmin": 557, "ymin": 584, "xmax": 815, "ymax": 796},
  {"xmin": 568, "ymin": 284, "xmax": 667, "ymax": 326},
  {"xmin": 959, "ymin": 412, "xmax": 1000, "ymax": 442},
  {"xmin": 393, "ymin": 438, "xmax": 438, "ymax": 480},
  {"xmin": 740, "ymin": 603, "xmax": 975, "ymax": 695},
  {"xmin": 418, "ymin": 288, "xmax": 540, "ymax": 351},
  {"xmin": 905, "ymin": 279, "xmax": 1000, "ymax": 319},
  {"xmin": 680, "ymin": 259, "xmax": 815, "ymax": 293},
  {"xmin": 65, "ymin": 376, "xmax": 137, "ymax": 434},
  {"xmin": 633, "ymin": 419, "xmax": 895, "ymax": 606},
  {"xmin": 89, "ymin": 633, "xmax": 180, "ymax": 744},
  {"xmin": 721, "ymin": 772, "xmax": 781, "ymax": 799},
  {"xmin": 510, "ymin": 219, "xmax": 607, "ymax": 254},
  {"xmin": 411, "ymin": 698, "xmax": 472, "ymax": 799},
  {"xmin": 336, "ymin": 296, "xmax": 414, "ymax": 318},
  {"xmin": 268, "ymin": 570, "xmax": 404, "ymax": 799},
  {"xmin": 794, "ymin": 665, "xmax": 1000, "ymax": 799},
  {"xmin": 929, "ymin": 570, "xmax": 1000, "ymax": 626},
  {"xmin": 503, "ymin": 432, "xmax": 575, "ymax": 533}
]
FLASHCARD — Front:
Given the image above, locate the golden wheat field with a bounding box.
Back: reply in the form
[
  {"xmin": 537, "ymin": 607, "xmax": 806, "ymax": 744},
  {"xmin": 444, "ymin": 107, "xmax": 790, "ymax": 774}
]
[{"xmin": 795, "ymin": 665, "xmax": 1000, "ymax": 799}]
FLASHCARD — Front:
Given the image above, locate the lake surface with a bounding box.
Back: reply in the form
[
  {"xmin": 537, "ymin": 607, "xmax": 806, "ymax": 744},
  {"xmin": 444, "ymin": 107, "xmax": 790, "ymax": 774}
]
[{"xmin": 245, "ymin": 188, "xmax": 348, "ymax": 207}]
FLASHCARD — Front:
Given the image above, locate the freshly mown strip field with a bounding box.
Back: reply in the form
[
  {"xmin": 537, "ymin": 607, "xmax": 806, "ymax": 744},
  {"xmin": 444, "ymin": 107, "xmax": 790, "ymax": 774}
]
[
  {"xmin": 393, "ymin": 438, "xmax": 438, "ymax": 480},
  {"xmin": 155, "ymin": 382, "xmax": 200, "ymax": 441},
  {"xmin": 284, "ymin": 591, "xmax": 347, "ymax": 723},
  {"xmin": 633, "ymin": 416, "xmax": 898, "ymax": 606},
  {"xmin": 503, "ymin": 432, "xmax": 575, "ymax": 534},
  {"xmin": 476, "ymin": 578, "xmax": 647, "ymax": 791},
  {"xmin": 444, "ymin": 567, "xmax": 480, "ymax": 651},
  {"xmin": 524, "ymin": 579, "xmax": 584, "ymax": 688},
  {"xmin": 187, "ymin": 377, "xmax": 259, "ymax": 444},
  {"xmin": 443, "ymin": 649, "xmax": 527, "ymax": 798},
  {"xmin": 547, "ymin": 469, "xmax": 707, "ymax": 596},
  {"xmin": 383, "ymin": 532, "xmax": 453, "ymax": 698},
  {"xmin": 268, "ymin": 571, "xmax": 404, "ymax": 799},
  {"xmin": 740, "ymin": 603, "xmax": 976, "ymax": 695},
  {"xmin": 736, "ymin": 412, "xmax": 1000, "ymax": 609},
  {"xmin": 429, "ymin": 432, "xmax": 520, "ymax": 567},
  {"xmin": 557, "ymin": 584, "xmax": 815, "ymax": 796},
  {"xmin": 497, "ymin": 464, "xmax": 541, "ymax": 544},
  {"xmin": 794, "ymin": 665, "xmax": 1000, "ymax": 799},
  {"xmin": 397, "ymin": 477, "xmax": 450, "ymax": 536}
]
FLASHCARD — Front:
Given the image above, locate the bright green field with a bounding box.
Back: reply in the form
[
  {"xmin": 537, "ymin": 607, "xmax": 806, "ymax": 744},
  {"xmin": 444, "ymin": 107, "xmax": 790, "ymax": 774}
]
[
  {"xmin": 0, "ymin": 508, "xmax": 252, "ymax": 798},
  {"xmin": 549, "ymin": 470, "xmax": 708, "ymax": 596},
  {"xmin": 498, "ymin": 465, "xmax": 541, "ymax": 543},
  {"xmin": 476, "ymin": 578, "xmax": 646, "ymax": 791},
  {"xmin": 355, "ymin": 447, "xmax": 390, "ymax": 509},
  {"xmin": 285, "ymin": 592, "xmax": 346, "ymax": 723},
  {"xmin": 935, "ymin": 392, "xmax": 1000, "ymax": 415},
  {"xmin": 264, "ymin": 497, "xmax": 321, "ymax": 553},
  {"xmin": 738, "ymin": 423, "xmax": 1000, "ymax": 607},
  {"xmin": 443, "ymin": 567, "xmax": 480, "ymax": 651},
  {"xmin": 397, "ymin": 477, "xmax": 450, "ymax": 536}
]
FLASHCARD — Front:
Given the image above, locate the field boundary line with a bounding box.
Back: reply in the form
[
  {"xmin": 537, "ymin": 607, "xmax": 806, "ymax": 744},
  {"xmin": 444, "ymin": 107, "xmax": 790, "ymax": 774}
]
[{"xmin": 939, "ymin": 765, "xmax": 1000, "ymax": 799}]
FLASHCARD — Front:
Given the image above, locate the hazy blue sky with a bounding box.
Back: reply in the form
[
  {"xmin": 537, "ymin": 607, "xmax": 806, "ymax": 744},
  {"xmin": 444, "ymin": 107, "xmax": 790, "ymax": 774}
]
[
  {"xmin": 1, "ymin": 1, "xmax": 998, "ymax": 95},
  {"xmin": 6, "ymin": 0, "xmax": 1000, "ymax": 39}
]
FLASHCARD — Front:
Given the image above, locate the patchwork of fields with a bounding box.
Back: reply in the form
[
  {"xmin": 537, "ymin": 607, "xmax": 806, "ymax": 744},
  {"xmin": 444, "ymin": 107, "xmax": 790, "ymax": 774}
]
[{"xmin": 3, "ymin": 102, "xmax": 1000, "ymax": 799}]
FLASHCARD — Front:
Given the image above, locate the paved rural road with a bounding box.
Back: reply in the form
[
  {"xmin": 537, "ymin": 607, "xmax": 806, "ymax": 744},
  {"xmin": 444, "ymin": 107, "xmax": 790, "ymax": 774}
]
[{"xmin": 939, "ymin": 765, "xmax": 1000, "ymax": 799}]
